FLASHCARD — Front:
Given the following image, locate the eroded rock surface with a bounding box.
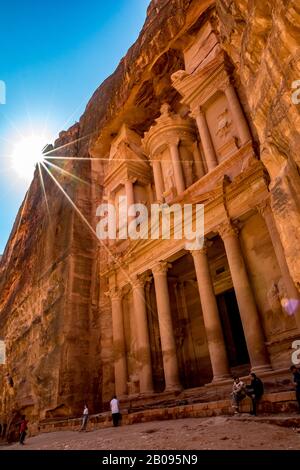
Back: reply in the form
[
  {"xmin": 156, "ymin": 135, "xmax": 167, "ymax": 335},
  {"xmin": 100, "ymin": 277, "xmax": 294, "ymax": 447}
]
[
  {"xmin": 0, "ymin": 0, "xmax": 299, "ymax": 436},
  {"xmin": 216, "ymin": 0, "xmax": 300, "ymax": 288}
]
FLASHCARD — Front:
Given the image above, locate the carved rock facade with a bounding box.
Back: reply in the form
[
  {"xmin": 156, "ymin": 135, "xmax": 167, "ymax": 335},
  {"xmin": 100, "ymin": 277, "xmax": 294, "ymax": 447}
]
[{"xmin": 0, "ymin": 0, "xmax": 299, "ymax": 431}]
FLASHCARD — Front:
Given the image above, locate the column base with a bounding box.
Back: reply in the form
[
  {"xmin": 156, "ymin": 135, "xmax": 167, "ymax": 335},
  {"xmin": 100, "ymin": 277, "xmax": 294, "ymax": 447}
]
[
  {"xmin": 164, "ymin": 385, "xmax": 183, "ymax": 393},
  {"xmin": 138, "ymin": 389, "xmax": 155, "ymax": 398},
  {"xmin": 211, "ymin": 374, "xmax": 232, "ymax": 383},
  {"xmin": 250, "ymin": 364, "xmax": 272, "ymax": 374}
]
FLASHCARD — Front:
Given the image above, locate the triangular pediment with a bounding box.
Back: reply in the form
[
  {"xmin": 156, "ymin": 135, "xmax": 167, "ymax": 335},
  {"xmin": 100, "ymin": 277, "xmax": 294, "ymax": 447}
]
[
  {"xmin": 110, "ymin": 124, "xmax": 144, "ymax": 159},
  {"xmin": 171, "ymin": 52, "xmax": 229, "ymax": 108}
]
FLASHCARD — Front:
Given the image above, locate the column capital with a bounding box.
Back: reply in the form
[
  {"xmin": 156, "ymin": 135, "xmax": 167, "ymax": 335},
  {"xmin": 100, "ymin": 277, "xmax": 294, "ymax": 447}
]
[
  {"xmin": 256, "ymin": 198, "xmax": 271, "ymax": 218},
  {"xmin": 106, "ymin": 287, "xmax": 122, "ymax": 301},
  {"xmin": 167, "ymin": 136, "xmax": 180, "ymax": 148},
  {"xmin": 189, "ymin": 238, "xmax": 213, "ymax": 257},
  {"xmin": 131, "ymin": 274, "xmax": 147, "ymax": 289},
  {"xmin": 144, "ymin": 273, "xmax": 153, "ymax": 287},
  {"xmin": 218, "ymin": 221, "xmax": 239, "ymax": 240},
  {"xmin": 217, "ymin": 77, "xmax": 231, "ymax": 94},
  {"xmin": 190, "ymin": 247, "xmax": 207, "ymax": 257},
  {"xmin": 150, "ymin": 158, "xmax": 160, "ymax": 167},
  {"xmin": 152, "ymin": 261, "xmax": 172, "ymax": 275},
  {"xmin": 190, "ymin": 105, "xmax": 205, "ymax": 119},
  {"xmin": 124, "ymin": 176, "xmax": 137, "ymax": 184},
  {"xmin": 151, "ymin": 149, "xmax": 165, "ymax": 161}
]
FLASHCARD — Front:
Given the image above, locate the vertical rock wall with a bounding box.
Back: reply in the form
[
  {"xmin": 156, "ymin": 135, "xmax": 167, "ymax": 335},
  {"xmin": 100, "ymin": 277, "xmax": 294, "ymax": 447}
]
[
  {"xmin": 1, "ymin": 0, "xmax": 299, "ymax": 431},
  {"xmin": 216, "ymin": 0, "xmax": 300, "ymax": 289}
]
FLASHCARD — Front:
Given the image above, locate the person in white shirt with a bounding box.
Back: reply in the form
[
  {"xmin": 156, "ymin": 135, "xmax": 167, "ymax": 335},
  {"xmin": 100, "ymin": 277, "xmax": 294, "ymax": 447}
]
[
  {"xmin": 231, "ymin": 377, "xmax": 246, "ymax": 414},
  {"xmin": 79, "ymin": 404, "xmax": 89, "ymax": 431},
  {"xmin": 110, "ymin": 396, "xmax": 121, "ymax": 427}
]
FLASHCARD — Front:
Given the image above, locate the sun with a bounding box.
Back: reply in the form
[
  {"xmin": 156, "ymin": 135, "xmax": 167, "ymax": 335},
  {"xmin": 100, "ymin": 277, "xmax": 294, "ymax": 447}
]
[{"xmin": 11, "ymin": 135, "xmax": 48, "ymax": 181}]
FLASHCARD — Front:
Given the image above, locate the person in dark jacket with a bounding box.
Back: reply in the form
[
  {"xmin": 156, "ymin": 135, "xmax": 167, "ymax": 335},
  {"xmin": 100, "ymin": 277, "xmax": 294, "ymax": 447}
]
[
  {"xmin": 290, "ymin": 365, "xmax": 300, "ymax": 413},
  {"xmin": 246, "ymin": 373, "xmax": 264, "ymax": 416},
  {"xmin": 19, "ymin": 415, "xmax": 28, "ymax": 445}
]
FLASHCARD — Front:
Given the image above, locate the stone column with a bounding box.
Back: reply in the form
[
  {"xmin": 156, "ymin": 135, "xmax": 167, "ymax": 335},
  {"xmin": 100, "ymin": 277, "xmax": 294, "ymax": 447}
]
[
  {"xmin": 131, "ymin": 276, "xmax": 154, "ymax": 394},
  {"xmin": 224, "ymin": 84, "xmax": 251, "ymax": 145},
  {"xmin": 192, "ymin": 141, "xmax": 205, "ymax": 179},
  {"xmin": 108, "ymin": 192, "xmax": 115, "ymax": 247},
  {"xmin": 168, "ymin": 140, "xmax": 186, "ymax": 194},
  {"xmin": 193, "ymin": 107, "xmax": 218, "ymax": 171},
  {"xmin": 190, "ymin": 246, "xmax": 230, "ymax": 381},
  {"xmin": 125, "ymin": 177, "xmax": 135, "ymax": 229},
  {"xmin": 258, "ymin": 201, "xmax": 300, "ymax": 329},
  {"xmin": 109, "ymin": 288, "xmax": 128, "ymax": 396},
  {"xmin": 147, "ymin": 183, "xmax": 154, "ymax": 204},
  {"xmin": 218, "ymin": 221, "xmax": 271, "ymax": 372},
  {"xmin": 152, "ymin": 160, "xmax": 165, "ymax": 202},
  {"xmin": 125, "ymin": 177, "xmax": 135, "ymax": 208},
  {"xmin": 152, "ymin": 261, "xmax": 181, "ymax": 391}
]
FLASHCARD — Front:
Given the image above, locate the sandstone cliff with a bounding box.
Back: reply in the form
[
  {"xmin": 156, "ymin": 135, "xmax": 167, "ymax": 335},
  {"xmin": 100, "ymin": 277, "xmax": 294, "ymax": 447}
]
[
  {"xmin": 216, "ymin": 0, "xmax": 300, "ymax": 289},
  {"xmin": 0, "ymin": 0, "xmax": 299, "ymax": 432},
  {"xmin": 0, "ymin": 0, "xmax": 217, "ymax": 427}
]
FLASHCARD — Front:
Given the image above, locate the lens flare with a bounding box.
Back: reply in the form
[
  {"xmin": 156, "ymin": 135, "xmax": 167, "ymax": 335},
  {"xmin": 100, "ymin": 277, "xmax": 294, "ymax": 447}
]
[
  {"xmin": 11, "ymin": 135, "xmax": 47, "ymax": 181},
  {"xmin": 281, "ymin": 297, "xmax": 300, "ymax": 316}
]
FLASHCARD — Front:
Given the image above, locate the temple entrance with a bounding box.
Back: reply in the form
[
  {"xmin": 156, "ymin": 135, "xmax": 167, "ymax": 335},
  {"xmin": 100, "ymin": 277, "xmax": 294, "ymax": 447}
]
[{"xmin": 216, "ymin": 288, "xmax": 250, "ymax": 370}]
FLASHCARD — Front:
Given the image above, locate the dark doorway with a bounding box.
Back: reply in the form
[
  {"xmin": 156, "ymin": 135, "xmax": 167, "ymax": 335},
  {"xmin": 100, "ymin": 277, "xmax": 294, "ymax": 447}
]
[{"xmin": 216, "ymin": 289, "xmax": 250, "ymax": 368}]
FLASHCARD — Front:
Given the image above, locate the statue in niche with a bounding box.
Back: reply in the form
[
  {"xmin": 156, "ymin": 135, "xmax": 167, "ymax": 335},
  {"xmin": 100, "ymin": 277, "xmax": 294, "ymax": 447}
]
[
  {"xmin": 267, "ymin": 278, "xmax": 291, "ymax": 335},
  {"xmin": 182, "ymin": 160, "xmax": 193, "ymax": 187},
  {"xmin": 216, "ymin": 108, "xmax": 232, "ymax": 140},
  {"xmin": 160, "ymin": 103, "xmax": 172, "ymax": 117}
]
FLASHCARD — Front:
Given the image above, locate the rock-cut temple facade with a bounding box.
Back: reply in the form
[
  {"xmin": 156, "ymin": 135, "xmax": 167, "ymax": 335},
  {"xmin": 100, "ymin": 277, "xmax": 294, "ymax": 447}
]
[{"xmin": 1, "ymin": 0, "xmax": 300, "ymax": 431}]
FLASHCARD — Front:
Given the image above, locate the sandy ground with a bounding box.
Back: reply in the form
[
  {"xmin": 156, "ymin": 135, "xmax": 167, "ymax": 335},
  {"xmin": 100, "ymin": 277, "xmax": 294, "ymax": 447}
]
[{"xmin": 1, "ymin": 416, "xmax": 300, "ymax": 450}]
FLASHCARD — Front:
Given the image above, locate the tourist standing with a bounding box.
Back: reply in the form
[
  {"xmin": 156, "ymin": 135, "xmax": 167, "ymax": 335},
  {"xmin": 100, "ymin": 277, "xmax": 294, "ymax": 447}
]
[
  {"xmin": 231, "ymin": 377, "xmax": 246, "ymax": 414},
  {"xmin": 290, "ymin": 365, "xmax": 300, "ymax": 412},
  {"xmin": 19, "ymin": 415, "xmax": 28, "ymax": 445},
  {"xmin": 110, "ymin": 396, "xmax": 121, "ymax": 427},
  {"xmin": 79, "ymin": 404, "xmax": 89, "ymax": 431},
  {"xmin": 246, "ymin": 373, "xmax": 264, "ymax": 416}
]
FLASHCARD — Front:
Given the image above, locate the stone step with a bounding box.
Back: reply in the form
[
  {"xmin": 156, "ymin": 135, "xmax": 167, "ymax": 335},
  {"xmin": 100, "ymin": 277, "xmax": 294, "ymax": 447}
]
[
  {"xmin": 121, "ymin": 371, "xmax": 295, "ymax": 413},
  {"xmin": 38, "ymin": 390, "xmax": 300, "ymax": 435}
]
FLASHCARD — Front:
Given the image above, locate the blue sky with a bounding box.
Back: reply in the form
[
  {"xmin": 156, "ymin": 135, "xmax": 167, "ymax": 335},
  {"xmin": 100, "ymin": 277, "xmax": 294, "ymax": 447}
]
[{"xmin": 0, "ymin": 0, "xmax": 149, "ymax": 253}]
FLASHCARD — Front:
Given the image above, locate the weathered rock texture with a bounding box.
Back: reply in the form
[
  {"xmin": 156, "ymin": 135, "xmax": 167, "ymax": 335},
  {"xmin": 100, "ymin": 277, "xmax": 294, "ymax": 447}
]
[
  {"xmin": 0, "ymin": 123, "xmax": 100, "ymax": 431},
  {"xmin": 216, "ymin": 0, "xmax": 300, "ymax": 288},
  {"xmin": 0, "ymin": 0, "xmax": 299, "ymax": 435}
]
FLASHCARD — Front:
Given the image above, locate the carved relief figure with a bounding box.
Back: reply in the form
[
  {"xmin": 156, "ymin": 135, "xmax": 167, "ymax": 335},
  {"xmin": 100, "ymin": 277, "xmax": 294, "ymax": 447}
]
[{"xmin": 216, "ymin": 108, "xmax": 232, "ymax": 140}]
